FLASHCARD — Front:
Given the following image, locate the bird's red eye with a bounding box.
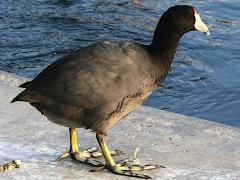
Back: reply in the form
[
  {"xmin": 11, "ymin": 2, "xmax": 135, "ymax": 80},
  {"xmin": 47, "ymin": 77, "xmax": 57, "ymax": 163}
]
[{"xmin": 186, "ymin": 14, "xmax": 191, "ymax": 21}]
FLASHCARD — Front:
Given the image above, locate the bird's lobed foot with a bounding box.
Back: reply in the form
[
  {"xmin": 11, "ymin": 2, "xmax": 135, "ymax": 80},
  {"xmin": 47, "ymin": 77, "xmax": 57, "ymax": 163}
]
[
  {"xmin": 115, "ymin": 158, "xmax": 164, "ymax": 171},
  {"xmin": 56, "ymin": 147, "xmax": 102, "ymax": 167},
  {"xmin": 108, "ymin": 165, "xmax": 152, "ymax": 179},
  {"xmin": 90, "ymin": 158, "xmax": 164, "ymax": 179},
  {"xmin": 56, "ymin": 147, "xmax": 123, "ymax": 166}
]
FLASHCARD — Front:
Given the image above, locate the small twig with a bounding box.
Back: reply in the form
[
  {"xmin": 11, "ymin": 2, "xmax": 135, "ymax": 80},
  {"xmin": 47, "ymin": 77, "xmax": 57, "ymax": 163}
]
[
  {"xmin": 0, "ymin": 160, "xmax": 22, "ymax": 173},
  {"xmin": 132, "ymin": 147, "xmax": 140, "ymax": 165}
]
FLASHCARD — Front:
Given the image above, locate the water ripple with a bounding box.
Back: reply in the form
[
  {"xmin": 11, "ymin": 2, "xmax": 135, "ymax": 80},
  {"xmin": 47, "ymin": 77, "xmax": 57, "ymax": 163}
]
[{"xmin": 0, "ymin": 0, "xmax": 239, "ymax": 126}]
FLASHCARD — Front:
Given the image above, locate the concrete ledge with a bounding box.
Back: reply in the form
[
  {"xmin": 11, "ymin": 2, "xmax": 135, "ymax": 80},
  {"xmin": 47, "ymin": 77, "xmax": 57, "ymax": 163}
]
[{"xmin": 0, "ymin": 72, "xmax": 239, "ymax": 179}]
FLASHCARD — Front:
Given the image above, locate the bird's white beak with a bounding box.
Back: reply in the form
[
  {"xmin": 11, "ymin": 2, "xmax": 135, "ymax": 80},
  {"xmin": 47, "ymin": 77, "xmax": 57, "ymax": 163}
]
[{"xmin": 194, "ymin": 12, "xmax": 210, "ymax": 35}]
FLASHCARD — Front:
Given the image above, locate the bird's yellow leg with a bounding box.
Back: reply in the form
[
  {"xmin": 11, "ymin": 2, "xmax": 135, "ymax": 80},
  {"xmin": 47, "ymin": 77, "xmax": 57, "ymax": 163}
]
[
  {"xmin": 70, "ymin": 128, "xmax": 79, "ymax": 153},
  {"xmin": 93, "ymin": 133, "xmax": 161, "ymax": 179},
  {"xmin": 56, "ymin": 128, "xmax": 122, "ymax": 166}
]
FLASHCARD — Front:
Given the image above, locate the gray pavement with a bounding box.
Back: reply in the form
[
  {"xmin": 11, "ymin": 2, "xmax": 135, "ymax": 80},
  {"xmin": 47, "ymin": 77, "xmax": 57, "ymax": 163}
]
[{"xmin": 0, "ymin": 72, "xmax": 239, "ymax": 180}]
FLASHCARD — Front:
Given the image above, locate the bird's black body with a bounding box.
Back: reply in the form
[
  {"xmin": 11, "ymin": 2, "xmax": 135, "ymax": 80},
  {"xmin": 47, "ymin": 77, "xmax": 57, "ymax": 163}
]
[
  {"xmin": 13, "ymin": 6, "xmax": 195, "ymax": 134},
  {"xmin": 13, "ymin": 41, "xmax": 173, "ymax": 134},
  {"xmin": 12, "ymin": 5, "xmax": 209, "ymax": 179},
  {"xmin": 12, "ymin": 6, "xmax": 199, "ymax": 134}
]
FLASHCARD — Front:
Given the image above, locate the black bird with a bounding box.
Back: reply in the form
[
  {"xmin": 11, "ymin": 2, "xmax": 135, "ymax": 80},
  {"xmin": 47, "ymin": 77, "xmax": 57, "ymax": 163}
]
[{"xmin": 12, "ymin": 5, "xmax": 209, "ymax": 179}]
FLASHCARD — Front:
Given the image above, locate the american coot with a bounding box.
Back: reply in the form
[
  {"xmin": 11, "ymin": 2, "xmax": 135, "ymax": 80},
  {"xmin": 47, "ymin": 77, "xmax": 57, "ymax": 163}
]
[{"xmin": 12, "ymin": 5, "xmax": 209, "ymax": 179}]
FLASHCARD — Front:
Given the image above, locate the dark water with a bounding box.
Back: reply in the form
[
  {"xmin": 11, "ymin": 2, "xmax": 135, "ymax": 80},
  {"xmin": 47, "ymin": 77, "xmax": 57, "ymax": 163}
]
[{"xmin": 0, "ymin": 0, "xmax": 239, "ymax": 127}]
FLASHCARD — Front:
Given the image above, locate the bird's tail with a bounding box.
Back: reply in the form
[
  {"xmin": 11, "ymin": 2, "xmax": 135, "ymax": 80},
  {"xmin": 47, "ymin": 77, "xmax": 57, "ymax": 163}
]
[
  {"xmin": 11, "ymin": 89, "xmax": 42, "ymax": 103},
  {"xmin": 11, "ymin": 90, "xmax": 31, "ymax": 103}
]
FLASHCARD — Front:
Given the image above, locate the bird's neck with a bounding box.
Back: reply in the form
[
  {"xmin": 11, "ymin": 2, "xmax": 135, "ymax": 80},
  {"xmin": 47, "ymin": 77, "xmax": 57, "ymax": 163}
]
[
  {"xmin": 146, "ymin": 22, "xmax": 184, "ymax": 86},
  {"xmin": 149, "ymin": 22, "xmax": 183, "ymax": 58}
]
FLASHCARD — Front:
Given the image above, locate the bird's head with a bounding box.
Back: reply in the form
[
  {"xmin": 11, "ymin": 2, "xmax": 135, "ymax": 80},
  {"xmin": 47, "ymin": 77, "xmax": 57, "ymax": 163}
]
[{"xmin": 161, "ymin": 5, "xmax": 210, "ymax": 35}]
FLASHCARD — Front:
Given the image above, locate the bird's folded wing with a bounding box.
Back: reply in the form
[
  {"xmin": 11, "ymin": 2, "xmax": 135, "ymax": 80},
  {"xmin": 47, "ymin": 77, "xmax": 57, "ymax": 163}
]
[{"xmin": 26, "ymin": 43, "xmax": 143, "ymax": 109}]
